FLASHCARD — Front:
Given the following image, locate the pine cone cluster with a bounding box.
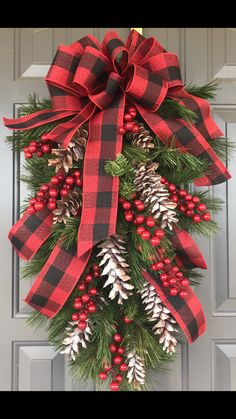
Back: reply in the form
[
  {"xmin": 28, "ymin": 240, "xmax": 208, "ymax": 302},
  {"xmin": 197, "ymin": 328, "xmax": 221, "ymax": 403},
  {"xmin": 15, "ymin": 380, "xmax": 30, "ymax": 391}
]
[
  {"xmin": 60, "ymin": 320, "xmax": 92, "ymax": 361},
  {"xmin": 126, "ymin": 123, "xmax": 154, "ymax": 150},
  {"xmin": 48, "ymin": 124, "xmax": 88, "ymax": 173},
  {"xmin": 53, "ymin": 190, "xmax": 82, "ymax": 224},
  {"xmin": 141, "ymin": 282, "xmax": 178, "ymax": 354},
  {"xmin": 134, "ymin": 162, "xmax": 178, "ymax": 230},
  {"xmin": 97, "ymin": 235, "xmax": 134, "ymax": 304},
  {"xmin": 126, "ymin": 350, "xmax": 146, "ymax": 389}
]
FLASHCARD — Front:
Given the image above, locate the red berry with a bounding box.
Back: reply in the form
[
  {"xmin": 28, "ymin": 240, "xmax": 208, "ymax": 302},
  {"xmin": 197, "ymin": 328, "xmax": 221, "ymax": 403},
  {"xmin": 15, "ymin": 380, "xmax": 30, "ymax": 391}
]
[
  {"xmin": 89, "ymin": 287, "xmax": 97, "ymax": 296},
  {"xmin": 187, "ymin": 202, "xmax": 195, "ymax": 210},
  {"xmin": 29, "ymin": 140, "xmax": 37, "ymax": 147},
  {"xmin": 28, "ymin": 145, "xmax": 37, "ymax": 153},
  {"xmin": 113, "ymin": 334, "xmax": 122, "ymax": 343},
  {"xmin": 179, "ymin": 290, "xmax": 188, "ymax": 298},
  {"xmin": 41, "ymin": 144, "xmax": 51, "ymax": 153},
  {"xmin": 99, "ymin": 372, "xmax": 107, "ymax": 380},
  {"xmin": 172, "ymin": 195, "xmax": 179, "ymax": 203},
  {"xmin": 160, "ymin": 273, "xmax": 168, "ymax": 281},
  {"xmin": 136, "ymin": 226, "xmax": 145, "ymax": 235},
  {"xmin": 136, "ymin": 203, "xmax": 145, "ymax": 211},
  {"xmin": 171, "ymin": 266, "xmax": 179, "ymax": 273},
  {"xmin": 110, "ymin": 381, "xmax": 119, "ymax": 391},
  {"xmin": 146, "ymin": 217, "xmax": 155, "ymax": 227},
  {"xmin": 113, "ymin": 356, "xmax": 123, "ymax": 365},
  {"xmin": 178, "ymin": 189, "xmax": 187, "ymax": 198},
  {"xmin": 119, "ymin": 363, "xmax": 128, "ymax": 372},
  {"xmin": 179, "ymin": 205, "xmax": 187, "ymax": 213},
  {"xmin": 87, "ymin": 305, "xmax": 96, "ymax": 313},
  {"xmin": 40, "ymin": 184, "xmax": 49, "ymax": 192},
  {"xmin": 122, "ymin": 201, "xmax": 131, "ymax": 210},
  {"xmin": 185, "ymin": 194, "xmax": 192, "ymax": 201},
  {"xmin": 34, "ymin": 201, "xmax": 45, "ymax": 211},
  {"xmin": 25, "ymin": 152, "xmax": 33, "ymax": 159},
  {"xmin": 130, "ymin": 109, "xmax": 137, "ymax": 117},
  {"xmin": 116, "ymin": 374, "xmax": 123, "ymax": 383},
  {"xmin": 60, "ymin": 188, "xmax": 68, "ymax": 197},
  {"xmin": 75, "ymin": 178, "xmax": 83, "ymax": 187},
  {"xmin": 135, "ymin": 215, "xmax": 145, "ymax": 224},
  {"xmin": 65, "ymin": 176, "xmax": 74, "ymax": 185},
  {"xmin": 36, "ymin": 151, "xmax": 43, "ymax": 157},
  {"xmin": 85, "ymin": 274, "xmax": 93, "ymax": 283},
  {"xmin": 202, "ymin": 212, "xmax": 211, "ymax": 221},
  {"xmin": 154, "ymin": 229, "xmax": 165, "ymax": 239},
  {"xmin": 49, "ymin": 188, "xmax": 58, "ymax": 198},
  {"xmin": 141, "ymin": 230, "xmax": 151, "ymax": 240},
  {"xmin": 125, "ymin": 213, "xmax": 134, "ymax": 222},
  {"xmin": 170, "ymin": 287, "xmax": 178, "ymax": 296},
  {"xmin": 192, "ymin": 214, "xmax": 201, "ymax": 223},
  {"xmin": 169, "ymin": 278, "xmax": 177, "ymax": 285},
  {"xmin": 162, "ymin": 281, "xmax": 169, "ymax": 287},
  {"xmin": 47, "ymin": 201, "xmax": 57, "ymax": 210},
  {"xmin": 109, "ymin": 344, "xmax": 117, "ymax": 353},
  {"xmin": 124, "ymin": 113, "xmax": 132, "ymax": 121},
  {"xmin": 104, "ymin": 365, "xmax": 112, "ymax": 372},
  {"xmin": 51, "ymin": 176, "xmax": 60, "ymax": 185},
  {"xmin": 197, "ymin": 203, "xmax": 206, "ymax": 213},
  {"xmin": 72, "ymin": 313, "xmax": 79, "ymax": 321},
  {"xmin": 30, "ymin": 198, "xmax": 37, "ymax": 205},
  {"xmin": 181, "ymin": 278, "xmax": 189, "ymax": 287},
  {"xmin": 123, "ymin": 316, "xmax": 133, "ymax": 324},
  {"xmin": 125, "ymin": 122, "xmax": 134, "ymax": 131},
  {"xmin": 119, "ymin": 127, "xmax": 126, "ymax": 135},
  {"xmin": 176, "ymin": 272, "xmax": 183, "ymax": 279},
  {"xmin": 192, "ymin": 196, "xmax": 200, "ymax": 204},
  {"xmin": 155, "ymin": 261, "xmax": 164, "ymax": 270},
  {"xmin": 23, "ymin": 146, "xmax": 29, "ymax": 152},
  {"xmin": 74, "ymin": 301, "xmax": 83, "ymax": 310},
  {"xmin": 163, "ymin": 258, "xmax": 171, "ymax": 265},
  {"xmin": 164, "ymin": 180, "xmax": 169, "ymax": 186},
  {"xmin": 81, "ymin": 294, "xmax": 90, "ymax": 303},
  {"xmin": 150, "ymin": 237, "xmax": 160, "ymax": 247},
  {"xmin": 36, "ymin": 191, "xmax": 45, "ymax": 198},
  {"xmin": 186, "ymin": 210, "xmax": 194, "ymax": 217},
  {"xmin": 79, "ymin": 312, "xmax": 88, "ymax": 321},
  {"xmin": 27, "ymin": 205, "xmax": 36, "ymax": 215},
  {"xmin": 127, "ymin": 106, "xmax": 136, "ymax": 113},
  {"xmin": 161, "ymin": 177, "xmax": 166, "ymax": 184},
  {"xmin": 78, "ymin": 282, "xmax": 86, "ymax": 291},
  {"xmin": 132, "ymin": 124, "xmax": 139, "ymax": 133},
  {"xmin": 93, "ymin": 271, "xmax": 100, "ymax": 278},
  {"xmin": 92, "ymin": 264, "xmax": 99, "ymax": 272},
  {"xmin": 168, "ymin": 184, "xmax": 176, "ymax": 192},
  {"xmin": 73, "ymin": 170, "xmax": 81, "ymax": 178},
  {"xmin": 117, "ymin": 347, "xmax": 125, "ymax": 355},
  {"xmin": 151, "ymin": 263, "xmax": 158, "ymax": 271},
  {"xmin": 134, "ymin": 199, "xmax": 142, "ymax": 207},
  {"xmin": 78, "ymin": 321, "xmax": 87, "ymax": 330}
]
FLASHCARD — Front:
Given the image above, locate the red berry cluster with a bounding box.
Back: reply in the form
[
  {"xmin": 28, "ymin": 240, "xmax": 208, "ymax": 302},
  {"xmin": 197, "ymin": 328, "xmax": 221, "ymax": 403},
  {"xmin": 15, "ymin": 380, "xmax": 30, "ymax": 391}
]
[
  {"xmin": 27, "ymin": 170, "xmax": 82, "ymax": 215},
  {"xmin": 151, "ymin": 258, "xmax": 189, "ymax": 298},
  {"xmin": 118, "ymin": 106, "xmax": 139, "ymax": 135},
  {"xmin": 23, "ymin": 134, "xmax": 53, "ymax": 159},
  {"xmin": 72, "ymin": 264, "xmax": 100, "ymax": 330},
  {"xmin": 160, "ymin": 177, "xmax": 211, "ymax": 223},
  {"xmin": 99, "ymin": 327, "xmax": 132, "ymax": 391},
  {"xmin": 120, "ymin": 197, "xmax": 165, "ymax": 247}
]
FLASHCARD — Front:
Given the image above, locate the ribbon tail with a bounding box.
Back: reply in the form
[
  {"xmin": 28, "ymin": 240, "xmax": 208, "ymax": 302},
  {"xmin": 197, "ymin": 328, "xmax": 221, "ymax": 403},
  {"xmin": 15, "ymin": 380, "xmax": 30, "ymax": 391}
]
[
  {"xmin": 3, "ymin": 109, "xmax": 77, "ymax": 131},
  {"xmin": 8, "ymin": 208, "xmax": 53, "ymax": 261},
  {"xmin": 46, "ymin": 102, "xmax": 96, "ymax": 148},
  {"xmin": 136, "ymin": 103, "xmax": 231, "ymax": 186},
  {"xmin": 24, "ymin": 240, "xmax": 91, "ymax": 318},
  {"xmin": 77, "ymin": 89, "xmax": 126, "ymax": 259},
  {"xmin": 142, "ymin": 269, "xmax": 206, "ymax": 343},
  {"xmin": 171, "ymin": 225, "xmax": 207, "ymax": 270}
]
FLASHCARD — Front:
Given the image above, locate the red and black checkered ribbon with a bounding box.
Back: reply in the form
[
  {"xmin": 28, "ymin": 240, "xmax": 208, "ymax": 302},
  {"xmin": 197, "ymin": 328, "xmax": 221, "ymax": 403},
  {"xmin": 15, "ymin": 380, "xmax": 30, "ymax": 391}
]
[
  {"xmin": 171, "ymin": 226, "xmax": 207, "ymax": 270},
  {"xmin": 3, "ymin": 30, "xmax": 229, "ymax": 339}
]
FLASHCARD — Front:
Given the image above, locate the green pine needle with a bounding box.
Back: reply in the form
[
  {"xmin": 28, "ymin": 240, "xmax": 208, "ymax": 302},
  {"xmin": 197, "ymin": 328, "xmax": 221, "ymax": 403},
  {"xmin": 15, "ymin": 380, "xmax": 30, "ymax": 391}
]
[{"xmin": 185, "ymin": 79, "xmax": 220, "ymax": 101}]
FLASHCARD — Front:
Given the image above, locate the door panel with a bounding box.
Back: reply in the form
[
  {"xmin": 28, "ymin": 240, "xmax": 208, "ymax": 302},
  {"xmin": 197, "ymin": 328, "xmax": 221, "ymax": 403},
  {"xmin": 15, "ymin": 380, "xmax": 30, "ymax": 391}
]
[{"xmin": 0, "ymin": 27, "xmax": 235, "ymax": 391}]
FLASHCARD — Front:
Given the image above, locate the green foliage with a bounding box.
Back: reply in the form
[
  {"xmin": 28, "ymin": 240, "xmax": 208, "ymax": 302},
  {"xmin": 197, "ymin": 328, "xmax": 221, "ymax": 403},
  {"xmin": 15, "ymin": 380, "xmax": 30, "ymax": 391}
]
[
  {"xmin": 158, "ymin": 98, "xmax": 197, "ymax": 124},
  {"xmin": 208, "ymin": 137, "xmax": 235, "ymax": 162},
  {"xmin": 21, "ymin": 157, "xmax": 55, "ymax": 191},
  {"xmin": 105, "ymin": 154, "xmax": 134, "ymax": 177},
  {"xmin": 185, "ymin": 79, "xmax": 219, "ymax": 101}
]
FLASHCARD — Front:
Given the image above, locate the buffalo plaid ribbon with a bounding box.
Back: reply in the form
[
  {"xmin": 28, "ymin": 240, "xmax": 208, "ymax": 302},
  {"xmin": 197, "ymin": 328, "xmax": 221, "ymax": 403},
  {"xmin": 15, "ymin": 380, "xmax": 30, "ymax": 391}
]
[
  {"xmin": 3, "ymin": 30, "xmax": 230, "ymax": 330},
  {"xmin": 142, "ymin": 269, "xmax": 206, "ymax": 343}
]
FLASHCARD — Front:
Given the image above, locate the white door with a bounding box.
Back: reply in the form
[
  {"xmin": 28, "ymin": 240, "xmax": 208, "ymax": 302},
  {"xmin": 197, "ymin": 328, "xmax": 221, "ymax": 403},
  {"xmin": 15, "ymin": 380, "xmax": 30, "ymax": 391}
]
[{"xmin": 0, "ymin": 27, "xmax": 235, "ymax": 391}]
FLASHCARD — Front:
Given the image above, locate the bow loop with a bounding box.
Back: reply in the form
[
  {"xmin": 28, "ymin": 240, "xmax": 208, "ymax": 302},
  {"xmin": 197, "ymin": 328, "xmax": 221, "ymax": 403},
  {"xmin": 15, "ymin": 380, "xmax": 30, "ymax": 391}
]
[
  {"xmin": 126, "ymin": 64, "xmax": 168, "ymax": 112},
  {"xmin": 89, "ymin": 72, "xmax": 121, "ymax": 110},
  {"xmin": 102, "ymin": 31, "xmax": 129, "ymax": 73}
]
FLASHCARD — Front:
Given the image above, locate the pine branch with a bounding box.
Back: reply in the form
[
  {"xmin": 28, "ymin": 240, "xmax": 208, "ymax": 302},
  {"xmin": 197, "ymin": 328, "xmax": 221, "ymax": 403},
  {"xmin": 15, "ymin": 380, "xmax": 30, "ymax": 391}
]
[
  {"xmin": 185, "ymin": 79, "xmax": 220, "ymax": 101},
  {"xmin": 122, "ymin": 143, "xmax": 149, "ymax": 163},
  {"xmin": 20, "ymin": 157, "xmax": 55, "ymax": 191},
  {"xmin": 208, "ymin": 137, "xmax": 235, "ymax": 161},
  {"xmin": 158, "ymin": 98, "xmax": 197, "ymax": 124},
  {"xmin": 177, "ymin": 215, "xmax": 220, "ymax": 237},
  {"xmin": 105, "ymin": 154, "xmax": 134, "ymax": 177}
]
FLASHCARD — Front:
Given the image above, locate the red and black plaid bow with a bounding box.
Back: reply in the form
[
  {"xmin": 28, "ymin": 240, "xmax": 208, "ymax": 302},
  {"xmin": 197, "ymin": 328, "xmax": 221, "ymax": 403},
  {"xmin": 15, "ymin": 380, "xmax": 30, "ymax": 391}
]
[{"xmin": 4, "ymin": 30, "xmax": 230, "ymax": 342}]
